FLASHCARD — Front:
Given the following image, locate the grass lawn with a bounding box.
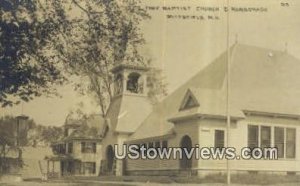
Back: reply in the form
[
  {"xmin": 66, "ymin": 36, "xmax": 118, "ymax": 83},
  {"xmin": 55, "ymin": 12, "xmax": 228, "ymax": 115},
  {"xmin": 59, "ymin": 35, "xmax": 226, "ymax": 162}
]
[
  {"xmin": 40, "ymin": 173, "xmax": 300, "ymax": 185},
  {"xmin": 2, "ymin": 174, "xmax": 300, "ymax": 186},
  {"xmin": 0, "ymin": 180, "xmax": 131, "ymax": 186}
]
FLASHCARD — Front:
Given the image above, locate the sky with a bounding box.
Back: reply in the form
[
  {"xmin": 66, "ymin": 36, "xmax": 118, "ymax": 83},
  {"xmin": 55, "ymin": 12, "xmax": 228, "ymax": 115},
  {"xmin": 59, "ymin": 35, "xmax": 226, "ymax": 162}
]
[{"xmin": 1, "ymin": 0, "xmax": 300, "ymax": 126}]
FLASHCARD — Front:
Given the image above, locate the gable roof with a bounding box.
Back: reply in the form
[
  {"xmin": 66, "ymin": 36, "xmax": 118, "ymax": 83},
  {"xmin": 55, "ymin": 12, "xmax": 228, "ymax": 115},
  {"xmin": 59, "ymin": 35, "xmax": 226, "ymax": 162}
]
[
  {"xmin": 128, "ymin": 43, "xmax": 300, "ymax": 141},
  {"xmin": 169, "ymin": 88, "xmax": 245, "ymax": 123}
]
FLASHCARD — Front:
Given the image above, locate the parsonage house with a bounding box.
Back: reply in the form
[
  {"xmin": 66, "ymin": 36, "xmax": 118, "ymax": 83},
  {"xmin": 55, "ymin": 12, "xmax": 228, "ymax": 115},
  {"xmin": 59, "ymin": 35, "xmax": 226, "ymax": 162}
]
[
  {"xmin": 49, "ymin": 44, "xmax": 300, "ymax": 177},
  {"xmin": 47, "ymin": 115, "xmax": 104, "ymax": 176}
]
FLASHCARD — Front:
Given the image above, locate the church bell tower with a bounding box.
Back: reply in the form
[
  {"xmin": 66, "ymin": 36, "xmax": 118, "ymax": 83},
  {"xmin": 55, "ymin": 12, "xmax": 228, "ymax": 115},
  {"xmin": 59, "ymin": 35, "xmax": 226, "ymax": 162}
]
[
  {"xmin": 101, "ymin": 62, "xmax": 152, "ymax": 176},
  {"xmin": 111, "ymin": 63, "xmax": 149, "ymax": 97}
]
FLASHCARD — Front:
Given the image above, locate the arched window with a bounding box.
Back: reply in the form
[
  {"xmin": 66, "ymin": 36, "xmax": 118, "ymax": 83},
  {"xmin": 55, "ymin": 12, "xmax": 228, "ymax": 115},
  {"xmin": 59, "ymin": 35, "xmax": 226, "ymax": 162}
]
[{"xmin": 126, "ymin": 72, "xmax": 143, "ymax": 94}]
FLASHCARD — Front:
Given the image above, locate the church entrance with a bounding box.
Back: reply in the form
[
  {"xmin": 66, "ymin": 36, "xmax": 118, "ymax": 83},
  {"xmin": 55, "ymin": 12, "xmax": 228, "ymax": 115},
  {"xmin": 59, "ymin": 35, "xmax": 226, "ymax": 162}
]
[
  {"xmin": 180, "ymin": 135, "xmax": 193, "ymax": 170},
  {"xmin": 106, "ymin": 145, "xmax": 114, "ymax": 172}
]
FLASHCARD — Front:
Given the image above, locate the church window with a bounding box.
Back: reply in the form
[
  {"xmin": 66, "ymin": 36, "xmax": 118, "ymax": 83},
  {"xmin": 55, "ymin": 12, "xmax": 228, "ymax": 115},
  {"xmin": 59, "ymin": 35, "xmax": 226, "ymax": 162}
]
[
  {"xmin": 286, "ymin": 128, "xmax": 296, "ymax": 158},
  {"xmin": 179, "ymin": 90, "xmax": 199, "ymax": 110},
  {"xmin": 214, "ymin": 130, "xmax": 225, "ymax": 148},
  {"xmin": 248, "ymin": 125, "xmax": 296, "ymax": 159},
  {"xmin": 260, "ymin": 126, "xmax": 271, "ymax": 148},
  {"xmin": 274, "ymin": 127, "xmax": 284, "ymax": 158},
  {"xmin": 185, "ymin": 96, "xmax": 197, "ymax": 108},
  {"xmin": 248, "ymin": 125, "xmax": 259, "ymax": 150}
]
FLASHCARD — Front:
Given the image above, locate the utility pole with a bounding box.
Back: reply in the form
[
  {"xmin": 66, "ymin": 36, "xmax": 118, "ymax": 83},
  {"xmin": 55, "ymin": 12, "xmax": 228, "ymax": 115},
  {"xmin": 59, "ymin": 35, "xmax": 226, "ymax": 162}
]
[{"xmin": 226, "ymin": 0, "xmax": 231, "ymax": 185}]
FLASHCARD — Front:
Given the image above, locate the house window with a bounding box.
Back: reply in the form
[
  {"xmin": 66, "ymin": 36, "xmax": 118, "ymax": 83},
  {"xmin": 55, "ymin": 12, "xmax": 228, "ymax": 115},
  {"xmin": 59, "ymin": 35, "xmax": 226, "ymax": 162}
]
[
  {"xmin": 67, "ymin": 142, "xmax": 73, "ymax": 154},
  {"xmin": 286, "ymin": 128, "xmax": 296, "ymax": 158},
  {"xmin": 274, "ymin": 127, "xmax": 284, "ymax": 158},
  {"xmin": 81, "ymin": 142, "xmax": 96, "ymax": 153},
  {"xmin": 214, "ymin": 130, "xmax": 225, "ymax": 148},
  {"xmin": 83, "ymin": 162, "xmax": 96, "ymax": 174},
  {"xmin": 58, "ymin": 144, "xmax": 66, "ymax": 154},
  {"xmin": 162, "ymin": 140, "xmax": 168, "ymax": 149},
  {"xmin": 248, "ymin": 125, "xmax": 259, "ymax": 149}
]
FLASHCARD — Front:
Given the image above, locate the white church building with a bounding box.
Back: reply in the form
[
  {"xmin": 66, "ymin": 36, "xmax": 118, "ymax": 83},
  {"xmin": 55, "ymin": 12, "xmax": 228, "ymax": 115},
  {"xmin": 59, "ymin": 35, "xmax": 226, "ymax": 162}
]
[{"xmin": 50, "ymin": 44, "xmax": 300, "ymax": 177}]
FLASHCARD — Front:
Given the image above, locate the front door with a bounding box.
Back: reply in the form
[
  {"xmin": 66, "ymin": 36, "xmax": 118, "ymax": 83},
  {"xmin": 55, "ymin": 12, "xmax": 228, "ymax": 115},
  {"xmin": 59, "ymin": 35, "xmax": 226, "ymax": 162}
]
[{"xmin": 180, "ymin": 135, "xmax": 193, "ymax": 169}]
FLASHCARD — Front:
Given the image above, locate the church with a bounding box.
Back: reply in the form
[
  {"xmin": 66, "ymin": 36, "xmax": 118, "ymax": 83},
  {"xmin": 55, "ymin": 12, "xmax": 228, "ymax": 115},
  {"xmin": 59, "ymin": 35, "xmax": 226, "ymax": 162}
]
[
  {"xmin": 49, "ymin": 43, "xmax": 300, "ymax": 177},
  {"xmin": 100, "ymin": 43, "xmax": 300, "ymax": 177}
]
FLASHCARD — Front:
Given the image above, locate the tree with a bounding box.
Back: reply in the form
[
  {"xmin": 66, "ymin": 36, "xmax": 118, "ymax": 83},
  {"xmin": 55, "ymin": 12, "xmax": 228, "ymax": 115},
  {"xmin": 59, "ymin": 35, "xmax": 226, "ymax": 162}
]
[
  {"xmin": 0, "ymin": 0, "xmax": 68, "ymax": 107},
  {"xmin": 56, "ymin": 0, "xmax": 148, "ymax": 115},
  {"xmin": 0, "ymin": 0, "xmax": 167, "ymax": 114},
  {"xmin": 40, "ymin": 126, "xmax": 64, "ymax": 144},
  {"xmin": 55, "ymin": 0, "xmax": 167, "ymax": 115}
]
